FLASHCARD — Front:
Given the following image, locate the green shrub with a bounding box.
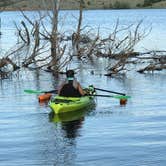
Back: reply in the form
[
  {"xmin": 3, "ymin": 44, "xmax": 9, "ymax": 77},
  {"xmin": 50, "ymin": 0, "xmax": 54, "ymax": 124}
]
[
  {"xmin": 136, "ymin": 3, "xmax": 142, "ymax": 7},
  {"xmin": 143, "ymin": 0, "xmax": 163, "ymax": 7},
  {"xmin": 113, "ymin": 1, "xmax": 130, "ymax": 9},
  {"xmin": 87, "ymin": 1, "xmax": 91, "ymax": 6}
]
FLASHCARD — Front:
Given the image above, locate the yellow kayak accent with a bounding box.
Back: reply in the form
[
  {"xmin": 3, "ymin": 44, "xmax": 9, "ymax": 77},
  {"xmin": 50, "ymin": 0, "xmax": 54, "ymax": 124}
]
[
  {"xmin": 49, "ymin": 95, "xmax": 95, "ymax": 114},
  {"xmin": 49, "ymin": 108, "xmax": 88, "ymax": 122}
]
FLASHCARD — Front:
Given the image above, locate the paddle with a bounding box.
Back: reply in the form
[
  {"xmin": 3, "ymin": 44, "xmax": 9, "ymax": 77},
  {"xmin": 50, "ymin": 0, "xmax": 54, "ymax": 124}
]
[
  {"xmin": 24, "ymin": 89, "xmax": 57, "ymax": 94},
  {"xmin": 89, "ymin": 94, "xmax": 131, "ymax": 99},
  {"xmin": 24, "ymin": 89, "xmax": 58, "ymax": 102},
  {"xmin": 94, "ymin": 87, "xmax": 126, "ymax": 96}
]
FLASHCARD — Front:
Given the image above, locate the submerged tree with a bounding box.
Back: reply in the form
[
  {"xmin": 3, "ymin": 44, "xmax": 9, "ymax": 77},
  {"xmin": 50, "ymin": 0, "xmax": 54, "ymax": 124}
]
[
  {"xmin": 72, "ymin": 0, "xmax": 85, "ymax": 57},
  {"xmin": 6, "ymin": 0, "xmax": 71, "ymax": 74},
  {"xmin": 1, "ymin": 0, "xmax": 166, "ymax": 79}
]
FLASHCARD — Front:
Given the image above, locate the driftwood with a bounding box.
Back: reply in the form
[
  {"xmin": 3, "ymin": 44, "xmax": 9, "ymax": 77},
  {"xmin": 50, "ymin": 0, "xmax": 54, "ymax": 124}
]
[
  {"xmin": 137, "ymin": 55, "xmax": 166, "ymax": 73},
  {"xmin": 104, "ymin": 50, "xmax": 166, "ymax": 76},
  {"xmin": 96, "ymin": 51, "xmax": 139, "ymax": 59},
  {"xmin": 0, "ymin": 57, "xmax": 19, "ymax": 70},
  {"xmin": 0, "ymin": 57, "xmax": 20, "ymax": 78},
  {"xmin": 105, "ymin": 54, "xmax": 128, "ymax": 76},
  {"xmin": 135, "ymin": 50, "xmax": 166, "ymax": 73},
  {"xmin": 137, "ymin": 64, "xmax": 166, "ymax": 73}
]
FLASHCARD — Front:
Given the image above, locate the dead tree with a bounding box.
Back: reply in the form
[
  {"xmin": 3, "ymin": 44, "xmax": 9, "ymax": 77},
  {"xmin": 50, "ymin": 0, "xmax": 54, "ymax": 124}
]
[
  {"xmin": 9, "ymin": 0, "xmax": 72, "ymax": 73},
  {"xmin": 14, "ymin": 16, "xmax": 49, "ymax": 68},
  {"xmin": 99, "ymin": 20, "xmax": 150, "ymax": 58},
  {"xmin": 72, "ymin": 0, "xmax": 85, "ymax": 58},
  {"xmin": 100, "ymin": 20, "xmax": 151, "ymax": 76},
  {"xmin": 49, "ymin": 0, "xmax": 61, "ymax": 72}
]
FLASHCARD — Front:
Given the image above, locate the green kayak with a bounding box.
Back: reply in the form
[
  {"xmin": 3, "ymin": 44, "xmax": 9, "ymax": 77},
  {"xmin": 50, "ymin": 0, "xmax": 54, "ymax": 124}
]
[
  {"xmin": 49, "ymin": 86, "xmax": 95, "ymax": 114},
  {"xmin": 49, "ymin": 107, "xmax": 90, "ymax": 122}
]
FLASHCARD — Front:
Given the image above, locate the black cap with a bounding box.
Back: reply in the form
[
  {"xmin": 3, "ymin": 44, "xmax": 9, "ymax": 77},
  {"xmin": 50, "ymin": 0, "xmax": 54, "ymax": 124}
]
[{"xmin": 66, "ymin": 70, "xmax": 75, "ymax": 78}]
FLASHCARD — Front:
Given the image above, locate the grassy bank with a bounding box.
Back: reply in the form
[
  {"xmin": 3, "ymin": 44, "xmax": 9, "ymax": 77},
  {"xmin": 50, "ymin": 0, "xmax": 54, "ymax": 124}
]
[{"xmin": 1, "ymin": 0, "xmax": 166, "ymax": 11}]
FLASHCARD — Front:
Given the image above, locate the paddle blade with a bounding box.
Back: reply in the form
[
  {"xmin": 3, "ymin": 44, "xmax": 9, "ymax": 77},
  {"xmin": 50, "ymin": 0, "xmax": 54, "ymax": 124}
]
[
  {"xmin": 113, "ymin": 95, "xmax": 131, "ymax": 99},
  {"xmin": 24, "ymin": 89, "xmax": 44, "ymax": 94}
]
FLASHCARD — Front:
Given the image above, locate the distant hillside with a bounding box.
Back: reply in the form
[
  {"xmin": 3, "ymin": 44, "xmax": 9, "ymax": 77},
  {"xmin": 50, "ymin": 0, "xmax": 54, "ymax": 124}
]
[{"xmin": 0, "ymin": 0, "xmax": 166, "ymax": 10}]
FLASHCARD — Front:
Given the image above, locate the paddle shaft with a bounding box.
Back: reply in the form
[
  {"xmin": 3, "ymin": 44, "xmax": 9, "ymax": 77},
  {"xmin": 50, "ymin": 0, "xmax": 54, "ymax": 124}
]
[
  {"xmin": 44, "ymin": 90, "xmax": 57, "ymax": 93},
  {"xmin": 90, "ymin": 94, "xmax": 115, "ymax": 97},
  {"xmin": 95, "ymin": 88, "xmax": 125, "ymax": 96},
  {"xmin": 24, "ymin": 89, "xmax": 57, "ymax": 94},
  {"xmin": 88, "ymin": 94, "xmax": 130, "ymax": 99}
]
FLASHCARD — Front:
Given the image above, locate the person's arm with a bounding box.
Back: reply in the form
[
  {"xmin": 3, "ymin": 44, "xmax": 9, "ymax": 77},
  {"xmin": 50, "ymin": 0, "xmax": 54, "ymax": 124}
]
[{"xmin": 78, "ymin": 83, "xmax": 86, "ymax": 96}]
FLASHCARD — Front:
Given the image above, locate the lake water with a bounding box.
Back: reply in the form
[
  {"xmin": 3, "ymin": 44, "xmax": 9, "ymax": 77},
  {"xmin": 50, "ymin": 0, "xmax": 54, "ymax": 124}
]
[{"xmin": 0, "ymin": 9, "xmax": 166, "ymax": 166}]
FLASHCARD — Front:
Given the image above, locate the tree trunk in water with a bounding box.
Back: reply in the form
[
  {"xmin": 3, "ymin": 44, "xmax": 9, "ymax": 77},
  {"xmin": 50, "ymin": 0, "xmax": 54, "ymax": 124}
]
[
  {"xmin": 72, "ymin": 0, "xmax": 83, "ymax": 57},
  {"xmin": 50, "ymin": 0, "xmax": 60, "ymax": 73},
  {"xmin": 76, "ymin": 0, "xmax": 83, "ymax": 57}
]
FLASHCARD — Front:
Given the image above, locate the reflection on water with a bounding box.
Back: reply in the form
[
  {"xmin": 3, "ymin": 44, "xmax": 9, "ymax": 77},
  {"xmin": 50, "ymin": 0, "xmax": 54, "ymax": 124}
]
[
  {"xmin": 49, "ymin": 103, "xmax": 96, "ymax": 139},
  {"xmin": 47, "ymin": 108, "xmax": 96, "ymax": 165},
  {"xmin": 61, "ymin": 119, "xmax": 84, "ymax": 139}
]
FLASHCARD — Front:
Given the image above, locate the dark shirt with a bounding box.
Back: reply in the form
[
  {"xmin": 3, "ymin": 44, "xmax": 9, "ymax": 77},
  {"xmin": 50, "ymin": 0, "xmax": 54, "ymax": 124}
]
[{"xmin": 59, "ymin": 82, "xmax": 82, "ymax": 97}]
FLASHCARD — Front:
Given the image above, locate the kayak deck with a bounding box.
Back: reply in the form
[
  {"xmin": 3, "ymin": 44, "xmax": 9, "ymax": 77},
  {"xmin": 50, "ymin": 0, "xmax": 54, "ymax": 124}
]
[{"xmin": 49, "ymin": 95, "xmax": 94, "ymax": 114}]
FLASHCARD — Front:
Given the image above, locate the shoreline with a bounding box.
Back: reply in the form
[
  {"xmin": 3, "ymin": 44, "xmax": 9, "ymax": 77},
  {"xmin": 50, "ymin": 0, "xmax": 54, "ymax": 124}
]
[
  {"xmin": 1, "ymin": 7, "xmax": 166, "ymax": 12},
  {"xmin": 1, "ymin": 0, "xmax": 166, "ymax": 12}
]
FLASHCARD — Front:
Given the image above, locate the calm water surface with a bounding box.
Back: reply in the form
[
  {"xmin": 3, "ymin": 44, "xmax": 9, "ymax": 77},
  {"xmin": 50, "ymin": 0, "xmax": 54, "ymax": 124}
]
[
  {"xmin": 0, "ymin": 9, "xmax": 166, "ymax": 166},
  {"xmin": 1, "ymin": 9, "xmax": 166, "ymax": 50}
]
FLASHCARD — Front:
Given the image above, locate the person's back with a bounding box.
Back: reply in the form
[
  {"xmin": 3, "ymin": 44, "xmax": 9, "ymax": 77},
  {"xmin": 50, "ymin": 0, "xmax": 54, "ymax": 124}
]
[
  {"xmin": 58, "ymin": 70, "xmax": 85, "ymax": 97},
  {"xmin": 59, "ymin": 80, "xmax": 82, "ymax": 97}
]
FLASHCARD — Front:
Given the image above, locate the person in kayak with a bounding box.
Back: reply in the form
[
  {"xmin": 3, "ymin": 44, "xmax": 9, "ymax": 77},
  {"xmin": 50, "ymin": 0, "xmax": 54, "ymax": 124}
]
[{"xmin": 58, "ymin": 70, "xmax": 85, "ymax": 97}]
